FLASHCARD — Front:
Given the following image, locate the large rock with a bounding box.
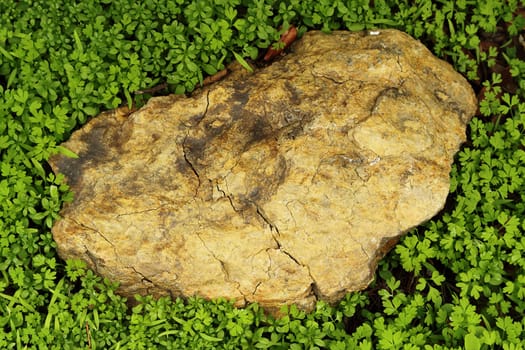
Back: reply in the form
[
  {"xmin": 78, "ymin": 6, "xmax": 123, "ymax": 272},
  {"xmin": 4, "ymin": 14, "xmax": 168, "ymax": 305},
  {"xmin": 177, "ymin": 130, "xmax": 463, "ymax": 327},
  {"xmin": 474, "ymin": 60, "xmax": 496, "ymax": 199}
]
[{"xmin": 50, "ymin": 30, "xmax": 477, "ymax": 313}]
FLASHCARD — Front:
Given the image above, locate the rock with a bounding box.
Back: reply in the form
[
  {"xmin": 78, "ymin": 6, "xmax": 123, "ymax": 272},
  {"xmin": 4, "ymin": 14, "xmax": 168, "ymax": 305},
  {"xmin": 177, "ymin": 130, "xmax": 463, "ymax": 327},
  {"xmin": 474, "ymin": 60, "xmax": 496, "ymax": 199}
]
[{"xmin": 49, "ymin": 29, "xmax": 477, "ymax": 314}]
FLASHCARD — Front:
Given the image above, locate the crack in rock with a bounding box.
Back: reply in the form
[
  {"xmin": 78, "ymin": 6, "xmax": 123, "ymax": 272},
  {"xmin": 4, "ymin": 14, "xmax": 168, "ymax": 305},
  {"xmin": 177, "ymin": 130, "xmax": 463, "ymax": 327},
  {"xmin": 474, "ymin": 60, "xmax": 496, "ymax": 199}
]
[
  {"xmin": 276, "ymin": 241, "xmax": 321, "ymax": 301},
  {"xmin": 181, "ymin": 91, "xmax": 211, "ymax": 196},
  {"xmin": 127, "ymin": 266, "xmax": 157, "ymax": 295},
  {"xmin": 182, "ymin": 144, "xmax": 200, "ymax": 196},
  {"xmin": 371, "ymin": 85, "xmax": 406, "ymax": 115},
  {"xmin": 74, "ymin": 219, "xmax": 116, "ymax": 251},
  {"xmin": 191, "ymin": 90, "xmax": 211, "ymax": 127},
  {"xmin": 250, "ymin": 248, "xmax": 275, "ymax": 296},
  {"xmin": 255, "ymin": 205, "xmax": 279, "ymax": 234},
  {"xmin": 73, "ymin": 219, "xmax": 128, "ymax": 278},
  {"xmin": 215, "ymin": 183, "xmax": 242, "ymax": 213},
  {"xmin": 194, "ymin": 232, "xmax": 244, "ymax": 302},
  {"xmin": 285, "ymin": 201, "xmax": 299, "ymax": 231},
  {"xmin": 115, "ymin": 205, "xmax": 166, "ymax": 218},
  {"xmin": 396, "ymin": 54, "xmax": 404, "ymax": 72},
  {"xmin": 84, "ymin": 245, "xmax": 101, "ymax": 273},
  {"xmin": 252, "ymin": 281, "xmax": 262, "ymax": 296},
  {"xmin": 129, "ymin": 266, "xmax": 153, "ymax": 284}
]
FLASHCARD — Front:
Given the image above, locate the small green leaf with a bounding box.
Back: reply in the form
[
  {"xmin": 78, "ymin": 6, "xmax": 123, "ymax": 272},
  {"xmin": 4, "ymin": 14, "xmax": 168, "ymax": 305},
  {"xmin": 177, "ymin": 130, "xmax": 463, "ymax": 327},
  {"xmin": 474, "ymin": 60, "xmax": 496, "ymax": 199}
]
[
  {"xmin": 31, "ymin": 158, "xmax": 46, "ymax": 178},
  {"xmin": 56, "ymin": 146, "xmax": 79, "ymax": 159},
  {"xmin": 0, "ymin": 45, "xmax": 14, "ymax": 61},
  {"xmin": 232, "ymin": 51, "xmax": 254, "ymax": 73},
  {"xmin": 7, "ymin": 68, "xmax": 18, "ymax": 88},
  {"xmin": 200, "ymin": 333, "xmax": 223, "ymax": 342},
  {"xmin": 124, "ymin": 89, "xmax": 133, "ymax": 109},
  {"xmin": 73, "ymin": 29, "xmax": 84, "ymax": 54},
  {"xmin": 29, "ymin": 99, "xmax": 42, "ymax": 117},
  {"xmin": 84, "ymin": 105, "xmax": 98, "ymax": 116},
  {"xmin": 464, "ymin": 333, "xmax": 481, "ymax": 350},
  {"xmin": 49, "ymin": 185, "xmax": 58, "ymax": 200}
]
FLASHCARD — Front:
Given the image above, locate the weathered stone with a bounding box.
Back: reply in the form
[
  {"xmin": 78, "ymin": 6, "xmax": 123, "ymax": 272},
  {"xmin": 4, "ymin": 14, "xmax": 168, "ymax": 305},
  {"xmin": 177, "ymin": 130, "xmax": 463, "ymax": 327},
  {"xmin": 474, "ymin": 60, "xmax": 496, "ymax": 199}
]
[{"xmin": 50, "ymin": 29, "xmax": 477, "ymax": 313}]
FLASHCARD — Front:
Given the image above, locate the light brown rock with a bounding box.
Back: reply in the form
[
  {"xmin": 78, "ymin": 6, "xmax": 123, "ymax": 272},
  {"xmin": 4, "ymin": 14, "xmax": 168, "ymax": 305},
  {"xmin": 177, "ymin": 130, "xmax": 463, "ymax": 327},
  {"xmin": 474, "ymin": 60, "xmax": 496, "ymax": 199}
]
[{"xmin": 50, "ymin": 29, "xmax": 477, "ymax": 313}]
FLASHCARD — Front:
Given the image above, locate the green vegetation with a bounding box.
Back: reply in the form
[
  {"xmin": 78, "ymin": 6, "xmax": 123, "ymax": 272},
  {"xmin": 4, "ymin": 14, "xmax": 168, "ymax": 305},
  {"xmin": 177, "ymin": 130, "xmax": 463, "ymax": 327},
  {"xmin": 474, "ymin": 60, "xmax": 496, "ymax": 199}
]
[{"xmin": 1, "ymin": 0, "xmax": 524, "ymax": 348}]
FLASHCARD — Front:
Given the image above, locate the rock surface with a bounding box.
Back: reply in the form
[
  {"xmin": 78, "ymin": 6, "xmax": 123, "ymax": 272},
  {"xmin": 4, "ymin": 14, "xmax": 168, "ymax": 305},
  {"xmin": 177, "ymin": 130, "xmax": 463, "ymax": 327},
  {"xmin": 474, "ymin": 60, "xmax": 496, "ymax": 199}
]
[{"xmin": 50, "ymin": 29, "xmax": 477, "ymax": 313}]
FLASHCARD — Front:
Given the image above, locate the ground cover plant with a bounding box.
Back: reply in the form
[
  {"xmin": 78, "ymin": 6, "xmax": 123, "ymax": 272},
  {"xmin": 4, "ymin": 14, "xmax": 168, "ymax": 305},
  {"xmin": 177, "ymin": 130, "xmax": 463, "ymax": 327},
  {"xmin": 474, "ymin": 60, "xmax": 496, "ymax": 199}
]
[{"xmin": 1, "ymin": 0, "xmax": 524, "ymax": 348}]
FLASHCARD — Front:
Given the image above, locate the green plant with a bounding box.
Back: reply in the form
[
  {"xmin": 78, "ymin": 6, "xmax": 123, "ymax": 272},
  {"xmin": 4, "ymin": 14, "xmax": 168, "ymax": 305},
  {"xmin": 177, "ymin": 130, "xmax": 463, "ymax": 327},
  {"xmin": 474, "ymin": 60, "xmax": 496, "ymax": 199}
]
[
  {"xmin": 2, "ymin": 0, "xmax": 525, "ymax": 348},
  {"xmin": 392, "ymin": 73, "xmax": 525, "ymax": 348}
]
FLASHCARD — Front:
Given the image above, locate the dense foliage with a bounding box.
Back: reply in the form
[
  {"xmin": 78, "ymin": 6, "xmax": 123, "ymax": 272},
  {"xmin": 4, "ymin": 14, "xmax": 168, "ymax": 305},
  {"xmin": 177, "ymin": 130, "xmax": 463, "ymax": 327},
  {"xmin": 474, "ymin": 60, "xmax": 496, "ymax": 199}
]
[{"xmin": 1, "ymin": 0, "xmax": 524, "ymax": 348}]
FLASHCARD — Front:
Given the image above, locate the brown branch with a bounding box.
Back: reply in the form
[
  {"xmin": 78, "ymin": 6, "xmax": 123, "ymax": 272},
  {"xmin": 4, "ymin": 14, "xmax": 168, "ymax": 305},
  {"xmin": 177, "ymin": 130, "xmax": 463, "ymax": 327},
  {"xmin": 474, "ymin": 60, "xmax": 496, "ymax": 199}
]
[
  {"xmin": 133, "ymin": 82, "xmax": 168, "ymax": 95},
  {"xmin": 199, "ymin": 68, "xmax": 229, "ymax": 87},
  {"xmin": 264, "ymin": 26, "xmax": 298, "ymax": 62},
  {"xmin": 86, "ymin": 321, "xmax": 92, "ymax": 349}
]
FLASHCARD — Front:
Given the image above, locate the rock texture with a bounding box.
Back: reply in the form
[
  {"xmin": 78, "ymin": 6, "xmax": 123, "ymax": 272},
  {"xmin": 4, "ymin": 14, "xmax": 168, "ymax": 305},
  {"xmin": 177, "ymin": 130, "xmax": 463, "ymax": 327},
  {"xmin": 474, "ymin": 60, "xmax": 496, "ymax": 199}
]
[{"xmin": 50, "ymin": 29, "xmax": 477, "ymax": 313}]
